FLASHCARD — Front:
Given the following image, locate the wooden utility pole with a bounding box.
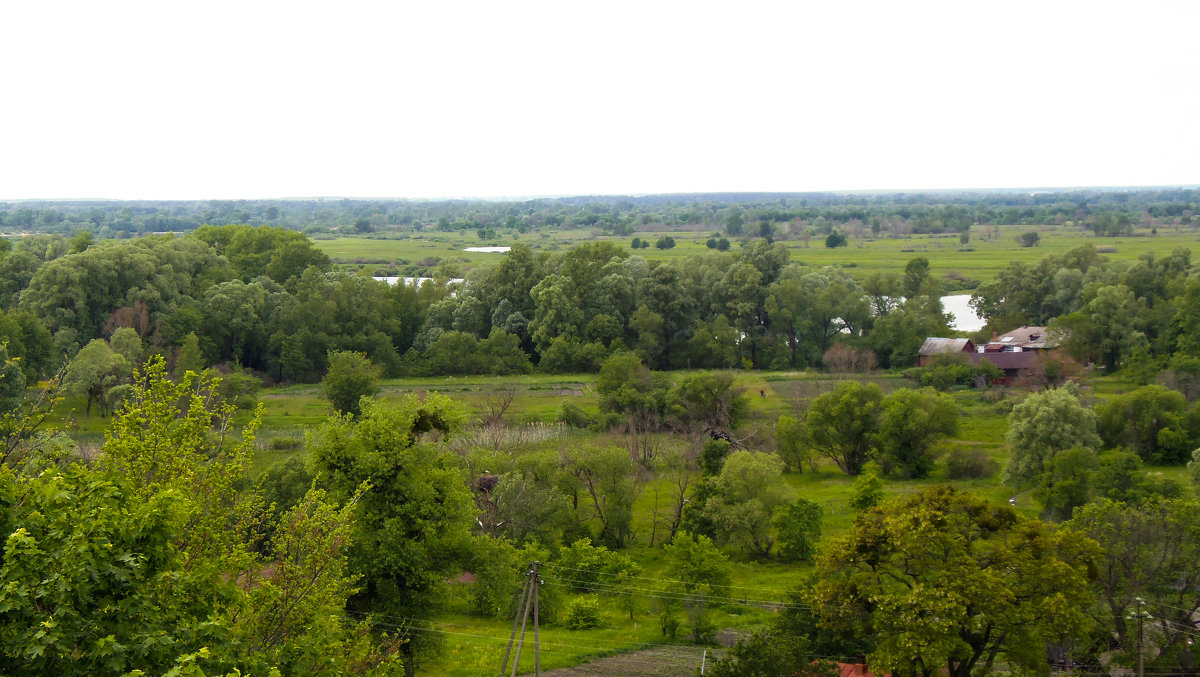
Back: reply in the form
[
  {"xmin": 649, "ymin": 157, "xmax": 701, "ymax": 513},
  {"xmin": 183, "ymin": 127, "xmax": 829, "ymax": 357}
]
[{"xmin": 501, "ymin": 562, "xmax": 540, "ymax": 677}]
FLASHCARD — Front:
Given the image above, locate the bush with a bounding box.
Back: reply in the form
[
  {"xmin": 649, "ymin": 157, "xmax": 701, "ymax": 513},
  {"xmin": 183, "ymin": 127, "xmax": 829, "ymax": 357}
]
[
  {"xmin": 557, "ymin": 402, "xmax": 595, "ymax": 429},
  {"xmin": 563, "ymin": 596, "xmax": 602, "ymax": 630},
  {"xmin": 849, "ymin": 463, "xmax": 884, "ymax": 511},
  {"xmin": 945, "ymin": 447, "xmax": 999, "ymax": 479},
  {"xmin": 268, "ymin": 436, "xmax": 303, "ymax": 450}
]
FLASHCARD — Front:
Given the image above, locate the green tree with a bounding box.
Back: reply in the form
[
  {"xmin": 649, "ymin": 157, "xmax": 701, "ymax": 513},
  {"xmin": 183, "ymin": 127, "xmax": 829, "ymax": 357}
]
[
  {"xmin": 876, "ymin": 387, "xmax": 959, "ymax": 479},
  {"xmin": 775, "ymin": 414, "xmax": 814, "ymax": 472},
  {"xmin": 558, "ymin": 444, "xmax": 639, "ymax": 548},
  {"xmin": 0, "ymin": 344, "xmax": 26, "ymax": 416},
  {"xmin": 824, "ymin": 230, "xmax": 848, "ymax": 248},
  {"xmin": 1051, "ymin": 284, "xmax": 1148, "ymax": 371},
  {"xmin": 1069, "ymin": 498, "xmax": 1200, "ymax": 669},
  {"xmin": 1035, "ymin": 447, "xmax": 1097, "ymax": 522},
  {"xmin": 1005, "ymin": 384, "xmax": 1101, "ymax": 486},
  {"xmin": 1096, "ymin": 385, "xmax": 1195, "ymax": 464},
  {"xmin": 173, "ymin": 331, "xmax": 205, "ymax": 379},
  {"xmin": 1017, "ymin": 231, "xmax": 1041, "ymax": 247},
  {"xmin": 309, "ymin": 394, "xmax": 472, "ymax": 676},
  {"xmin": 701, "ymin": 450, "xmax": 794, "ymax": 557},
  {"xmin": 62, "ymin": 339, "xmax": 129, "ymax": 417},
  {"xmin": 319, "ymin": 350, "xmax": 381, "ymax": 417},
  {"xmin": 773, "ymin": 498, "xmax": 823, "ymax": 563},
  {"xmin": 848, "ymin": 462, "xmax": 885, "ymax": 511},
  {"xmin": 803, "ymin": 380, "xmax": 883, "ymax": 475},
  {"xmin": 811, "ymin": 487, "xmax": 1099, "ymax": 677},
  {"xmin": 668, "ymin": 370, "xmax": 748, "ymax": 431},
  {"xmin": 661, "ymin": 531, "xmax": 732, "ymax": 643}
]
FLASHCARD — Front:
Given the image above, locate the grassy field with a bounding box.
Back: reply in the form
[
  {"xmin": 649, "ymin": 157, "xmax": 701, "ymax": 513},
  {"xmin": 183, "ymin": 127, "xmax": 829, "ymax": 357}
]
[{"xmin": 313, "ymin": 224, "xmax": 1200, "ymax": 285}]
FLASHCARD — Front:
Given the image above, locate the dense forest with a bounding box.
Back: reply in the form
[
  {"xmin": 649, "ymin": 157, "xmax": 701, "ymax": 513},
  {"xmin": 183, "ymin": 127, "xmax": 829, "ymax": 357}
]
[{"xmin": 1, "ymin": 192, "xmax": 1200, "ymax": 676}]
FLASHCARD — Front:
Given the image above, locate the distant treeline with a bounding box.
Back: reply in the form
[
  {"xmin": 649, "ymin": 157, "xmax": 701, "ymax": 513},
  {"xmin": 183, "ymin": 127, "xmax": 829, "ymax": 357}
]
[{"xmin": 2, "ymin": 188, "xmax": 1197, "ymax": 238}]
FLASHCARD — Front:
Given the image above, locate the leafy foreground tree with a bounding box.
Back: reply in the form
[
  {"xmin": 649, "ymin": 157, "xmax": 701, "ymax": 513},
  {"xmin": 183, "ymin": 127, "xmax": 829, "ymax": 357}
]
[
  {"xmin": 809, "ymin": 487, "xmax": 1098, "ymax": 677},
  {"xmin": 0, "ymin": 358, "xmax": 401, "ymax": 675},
  {"xmin": 309, "ymin": 394, "xmax": 473, "ymax": 677}
]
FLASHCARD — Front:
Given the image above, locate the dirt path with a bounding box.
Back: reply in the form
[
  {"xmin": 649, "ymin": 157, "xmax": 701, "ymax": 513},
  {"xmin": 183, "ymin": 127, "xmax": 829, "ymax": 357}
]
[{"xmin": 532, "ymin": 645, "xmax": 717, "ymax": 677}]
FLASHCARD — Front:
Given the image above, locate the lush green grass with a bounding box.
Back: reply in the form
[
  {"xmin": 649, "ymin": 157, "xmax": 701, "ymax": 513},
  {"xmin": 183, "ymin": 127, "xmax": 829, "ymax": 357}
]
[{"xmin": 314, "ymin": 224, "xmax": 1200, "ymax": 284}]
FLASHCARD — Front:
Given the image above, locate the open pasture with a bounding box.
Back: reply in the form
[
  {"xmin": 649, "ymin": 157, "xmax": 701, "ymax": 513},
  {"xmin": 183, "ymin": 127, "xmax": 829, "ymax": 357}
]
[{"xmin": 314, "ymin": 224, "xmax": 1200, "ymax": 283}]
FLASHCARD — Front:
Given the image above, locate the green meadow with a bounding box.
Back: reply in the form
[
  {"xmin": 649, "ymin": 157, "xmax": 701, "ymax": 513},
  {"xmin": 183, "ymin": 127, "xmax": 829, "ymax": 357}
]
[{"xmin": 314, "ymin": 224, "xmax": 1200, "ymax": 284}]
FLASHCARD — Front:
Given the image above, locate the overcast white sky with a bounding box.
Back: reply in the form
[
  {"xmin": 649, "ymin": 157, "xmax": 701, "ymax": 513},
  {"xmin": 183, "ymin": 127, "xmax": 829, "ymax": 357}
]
[{"xmin": 2, "ymin": 1, "xmax": 1197, "ymax": 200}]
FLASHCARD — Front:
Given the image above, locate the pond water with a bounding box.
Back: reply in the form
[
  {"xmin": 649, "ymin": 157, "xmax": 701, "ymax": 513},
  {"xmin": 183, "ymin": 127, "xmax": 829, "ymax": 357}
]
[
  {"xmin": 464, "ymin": 246, "xmax": 511, "ymax": 253},
  {"xmin": 372, "ymin": 276, "xmax": 465, "ymax": 286},
  {"xmin": 941, "ymin": 294, "xmax": 985, "ymax": 332}
]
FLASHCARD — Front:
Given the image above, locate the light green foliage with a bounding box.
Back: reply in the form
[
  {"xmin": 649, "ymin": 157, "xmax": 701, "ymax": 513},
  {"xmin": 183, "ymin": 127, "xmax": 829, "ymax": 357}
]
[
  {"xmin": 555, "ymin": 538, "xmax": 641, "ymax": 593},
  {"xmin": 308, "ymin": 394, "xmax": 472, "ymax": 670},
  {"xmin": 479, "ymin": 328, "xmax": 532, "ymax": 375},
  {"xmin": 1096, "ymin": 385, "xmax": 1195, "ymax": 464},
  {"xmin": 217, "ymin": 365, "xmax": 263, "ymax": 410},
  {"xmin": 970, "ymin": 244, "xmax": 1107, "ymax": 327},
  {"xmin": 0, "ymin": 465, "xmax": 220, "ymax": 675},
  {"xmin": 0, "ymin": 356, "xmax": 391, "ymax": 675},
  {"xmin": 256, "ymin": 456, "xmax": 314, "ymax": 516},
  {"xmin": 1069, "ymin": 498, "xmax": 1200, "ymax": 667},
  {"xmin": 1091, "ymin": 450, "xmax": 1184, "ymax": 504},
  {"xmin": 848, "ymin": 462, "xmax": 884, "ymax": 511},
  {"xmin": 767, "ymin": 266, "xmax": 870, "ymax": 368},
  {"xmin": 319, "ymin": 350, "xmax": 380, "ymax": 418},
  {"xmin": 661, "ymin": 531, "xmax": 732, "ymax": 643},
  {"xmin": 564, "ymin": 596, "xmax": 603, "ymax": 629},
  {"xmin": 773, "ymin": 498, "xmax": 823, "ymax": 563},
  {"xmin": 803, "ymin": 380, "xmax": 883, "ymax": 475},
  {"xmin": 1005, "ymin": 384, "xmax": 1101, "ymax": 486},
  {"xmin": 1173, "ymin": 275, "xmax": 1200, "ymax": 357},
  {"xmin": 701, "ymin": 450, "xmax": 793, "ymax": 556},
  {"xmin": 102, "ymin": 357, "xmax": 261, "ymax": 572},
  {"xmin": 108, "ymin": 326, "xmax": 142, "ymax": 364},
  {"xmin": 811, "ymin": 487, "xmax": 1099, "ymax": 677},
  {"xmin": 876, "ymin": 387, "xmax": 959, "ymax": 479}
]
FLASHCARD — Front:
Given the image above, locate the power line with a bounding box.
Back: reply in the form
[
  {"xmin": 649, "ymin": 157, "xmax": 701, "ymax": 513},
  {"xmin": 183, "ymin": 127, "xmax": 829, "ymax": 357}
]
[
  {"xmin": 541, "ymin": 562, "xmax": 802, "ymax": 596},
  {"xmin": 540, "ymin": 574, "xmax": 803, "ymax": 609}
]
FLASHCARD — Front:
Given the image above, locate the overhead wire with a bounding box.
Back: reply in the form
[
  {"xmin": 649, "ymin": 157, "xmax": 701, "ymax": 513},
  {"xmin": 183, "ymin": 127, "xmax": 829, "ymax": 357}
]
[
  {"xmin": 541, "ymin": 561, "xmax": 802, "ymax": 596},
  {"xmin": 538, "ymin": 574, "xmax": 804, "ymax": 609}
]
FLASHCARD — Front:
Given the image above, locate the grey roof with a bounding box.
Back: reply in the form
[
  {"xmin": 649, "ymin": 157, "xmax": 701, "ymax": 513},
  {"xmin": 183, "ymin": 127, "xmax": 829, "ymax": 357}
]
[{"xmin": 918, "ymin": 337, "xmax": 973, "ymax": 356}]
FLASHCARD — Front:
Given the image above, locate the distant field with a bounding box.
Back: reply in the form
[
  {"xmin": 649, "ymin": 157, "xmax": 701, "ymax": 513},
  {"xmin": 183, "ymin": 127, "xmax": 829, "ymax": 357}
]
[{"xmin": 314, "ymin": 225, "xmax": 1200, "ymax": 283}]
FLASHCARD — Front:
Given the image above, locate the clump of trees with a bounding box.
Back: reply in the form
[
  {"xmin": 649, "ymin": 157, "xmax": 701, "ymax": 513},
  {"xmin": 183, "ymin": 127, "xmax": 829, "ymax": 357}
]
[{"xmin": 799, "ymin": 381, "xmax": 959, "ymax": 478}]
